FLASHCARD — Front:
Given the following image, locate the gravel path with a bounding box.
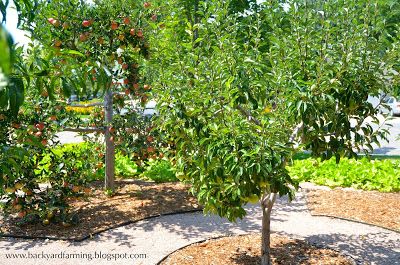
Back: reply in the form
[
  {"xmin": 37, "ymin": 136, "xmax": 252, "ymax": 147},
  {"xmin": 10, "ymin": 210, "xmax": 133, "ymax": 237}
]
[{"xmin": 0, "ymin": 190, "xmax": 399, "ymax": 265}]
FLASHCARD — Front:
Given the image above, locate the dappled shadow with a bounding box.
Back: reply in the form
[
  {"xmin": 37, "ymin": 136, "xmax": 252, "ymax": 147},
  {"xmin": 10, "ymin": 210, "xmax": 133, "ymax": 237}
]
[
  {"xmin": 304, "ymin": 232, "xmax": 400, "ymax": 265},
  {"xmin": 0, "ymin": 180, "xmax": 200, "ymax": 244}
]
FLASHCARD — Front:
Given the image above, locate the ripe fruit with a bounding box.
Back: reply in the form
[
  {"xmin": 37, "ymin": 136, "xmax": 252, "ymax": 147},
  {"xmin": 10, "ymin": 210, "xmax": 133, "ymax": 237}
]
[
  {"xmin": 144, "ymin": 2, "xmax": 151, "ymax": 8},
  {"xmin": 49, "ymin": 115, "xmax": 57, "ymax": 121},
  {"xmin": 43, "ymin": 219, "xmax": 50, "ymax": 225},
  {"xmin": 122, "ymin": 63, "xmax": 128, "ymax": 70},
  {"xmin": 17, "ymin": 211, "xmax": 26, "ymax": 218},
  {"xmin": 133, "ymin": 83, "xmax": 139, "ymax": 89},
  {"xmin": 123, "ymin": 17, "xmax": 130, "ymax": 25},
  {"xmin": 147, "ymin": 146, "xmax": 155, "ymax": 153},
  {"xmin": 72, "ymin": 186, "xmax": 80, "ymax": 193},
  {"xmin": 151, "ymin": 14, "xmax": 157, "ymax": 21},
  {"xmin": 41, "ymin": 139, "xmax": 48, "ymax": 146},
  {"xmin": 146, "ymin": 135, "xmax": 154, "ymax": 142},
  {"xmin": 34, "ymin": 131, "xmax": 43, "ymax": 138},
  {"xmin": 35, "ymin": 122, "xmax": 45, "ymax": 131},
  {"xmin": 47, "ymin": 18, "xmax": 60, "ymax": 27},
  {"xmin": 96, "ymin": 162, "xmax": 103, "ymax": 169},
  {"xmin": 136, "ymin": 30, "xmax": 143, "ymax": 38},
  {"xmin": 108, "ymin": 126, "xmax": 115, "ymax": 133},
  {"xmin": 129, "ymin": 28, "xmax": 135, "ymax": 36},
  {"xmin": 79, "ymin": 32, "xmax": 90, "ymax": 42},
  {"xmin": 111, "ymin": 21, "xmax": 119, "ymax": 30},
  {"xmin": 82, "ymin": 20, "xmax": 91, "ymax": 27},
  {"xmin": 125, "ymin": 89, "xmax": 130, "ymax": 95},
  {"xmin": 123, "ymin": 79, "xmax": 129, "ymax": 85},
  {"xmin": 143, "ymin": 84, "xmax": 150, "ymax": 90},
  {"xmin": 41, "ymin": 91, "xmax": 49, "ymax": 97}
]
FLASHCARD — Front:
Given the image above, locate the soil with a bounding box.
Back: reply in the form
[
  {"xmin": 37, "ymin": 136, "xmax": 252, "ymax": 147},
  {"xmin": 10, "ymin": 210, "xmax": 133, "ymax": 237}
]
[
  {"xmin": 0, "ymin": 180, "xmax": 201, "ymax": 240},
  {"xmin": 304, "ymin": 185, "xmax": 400, "ymax": 232},
  {"xmin": 159, "ymin": 234, "xmax": 353, "ymax": 265}
]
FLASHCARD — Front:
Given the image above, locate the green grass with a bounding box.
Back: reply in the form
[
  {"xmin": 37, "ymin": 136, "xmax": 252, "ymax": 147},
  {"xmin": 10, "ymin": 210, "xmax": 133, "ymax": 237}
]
[{"xmin": 287, "ymin": 156, "xmax": 400, "ymax": 192}]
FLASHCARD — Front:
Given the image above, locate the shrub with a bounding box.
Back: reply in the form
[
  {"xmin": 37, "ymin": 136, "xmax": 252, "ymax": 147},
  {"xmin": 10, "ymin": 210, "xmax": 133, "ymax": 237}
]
[{"xmin": 288, "ymin": 157, "xmax": 400, "ymax": 192}]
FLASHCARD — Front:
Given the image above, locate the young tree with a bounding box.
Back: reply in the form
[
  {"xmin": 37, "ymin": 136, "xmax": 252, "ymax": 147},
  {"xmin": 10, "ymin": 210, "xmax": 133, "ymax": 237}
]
[{"xmin": 151, "ymin": 1, "xmax": 400, "ymax": 264}]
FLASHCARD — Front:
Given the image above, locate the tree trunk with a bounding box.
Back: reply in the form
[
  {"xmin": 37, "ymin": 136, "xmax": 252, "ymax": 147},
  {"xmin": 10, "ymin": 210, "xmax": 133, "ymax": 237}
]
[
  {"xmin": 261, "ymin": 192, "xmax": 277, "ymax": 265},
  {"xmin": 104, "ymin": 89, "xmax": 115, "ymax": 190}
]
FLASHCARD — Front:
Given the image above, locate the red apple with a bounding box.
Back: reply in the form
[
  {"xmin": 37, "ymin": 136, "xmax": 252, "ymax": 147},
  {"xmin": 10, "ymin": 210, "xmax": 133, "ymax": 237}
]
[
  {"xmin": 143, "ymin": 84, "xmax": 150, "ymax": 90},
  {"xmin": 123, "ymin": 17, "xmax": 130, "ymax": 25},
  {"xmin": 151, "ymin": 14, "xmax": 157, "ymax": 21},
  {"xmin": 130, "ymin": 28, "xmax": 135, "ymax": 36},
  {"xmin": 133, "ymin": 83, "xmax": 139, "ymax": 89},
  {"xmin": 136, "ymin": 30, "xmax": 143, "ymax": 38},
  {"xmin": 122, "ymin": 63, "xmax": 129, "ymax": 70},
  {"xmin": 144, "ymin": 2, "xmax": 151, "ymax": 8},
  {"xmin": 82, "ymin": 20, "xmax": 91, "ymax": 27},
  {"xmin": 111, "ymin": 21, "xmax": 119, "ymax": 30},
  {"xmin": 35, "ymin": 122, "xmax": 45, "ymax": 131}
]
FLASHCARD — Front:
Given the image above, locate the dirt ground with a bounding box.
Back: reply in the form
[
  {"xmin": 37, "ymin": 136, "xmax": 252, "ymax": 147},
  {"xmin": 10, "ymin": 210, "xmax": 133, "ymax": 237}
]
[
  {"xmin": 0, "ymin": 180, "xmax": 201, "ymax": 240},
  {"xmin": 160, "ymin": 234, "xmax": 353, "ymax": 265},
  {"xmin": 304, "ymin": 186, "xmax": 400, "ymax": 232}
]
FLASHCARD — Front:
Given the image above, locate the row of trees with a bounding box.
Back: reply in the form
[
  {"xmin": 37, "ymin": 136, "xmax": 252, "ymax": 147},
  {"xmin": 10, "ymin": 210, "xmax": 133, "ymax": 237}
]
[{"xmin": 2, "ymin": 1, "xmax": 400, "ymax": 264}]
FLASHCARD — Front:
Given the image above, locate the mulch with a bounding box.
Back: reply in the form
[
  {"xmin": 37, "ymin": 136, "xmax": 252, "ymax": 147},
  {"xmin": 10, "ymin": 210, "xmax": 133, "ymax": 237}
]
[
  {"xmin": 159, "ymin": 234, "xmax": 353, "ymax": 265},
  {"xmin": 302, "ymin": 184, "xmax": 400, "ymax": 233},
  {"xmin": 0, "ymin": 180, "xmax": 201, "ymax": 241}
]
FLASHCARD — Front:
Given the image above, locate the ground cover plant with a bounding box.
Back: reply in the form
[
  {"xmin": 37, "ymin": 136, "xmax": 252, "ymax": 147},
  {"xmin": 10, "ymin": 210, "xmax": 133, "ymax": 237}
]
[{"xmin": 288, "ymin": 157, "xmax": 400, "ymax": 192}]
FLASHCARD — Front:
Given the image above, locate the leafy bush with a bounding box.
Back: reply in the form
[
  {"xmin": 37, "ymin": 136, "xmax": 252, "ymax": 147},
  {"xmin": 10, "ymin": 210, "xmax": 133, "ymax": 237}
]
[
  {"xmin": 288, "ymin": 157, "xmax": 400, "ymax": 192},
  {"xmin": 141, "ymin": 159, "xmax": 177, "ymax": 183}
]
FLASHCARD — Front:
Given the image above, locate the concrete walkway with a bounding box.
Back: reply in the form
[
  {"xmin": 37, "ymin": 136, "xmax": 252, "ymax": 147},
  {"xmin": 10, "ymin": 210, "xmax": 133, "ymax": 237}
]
[{"xmin": 0, "ymin": 191, "xmax": 399, "ymax": 265}]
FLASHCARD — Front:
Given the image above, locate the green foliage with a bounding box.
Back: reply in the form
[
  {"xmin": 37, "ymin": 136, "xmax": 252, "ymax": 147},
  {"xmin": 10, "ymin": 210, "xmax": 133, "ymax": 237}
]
[
  {"xmin": 151, "ymin": 0, "xmax": 400, "ymax": 222},
  {"xmin": 115, "ymin": 152, "xmax": 138, "ymax": 177},
  {"xmin": 141, "ymin": 158, "xmax": 177, "ymax": 183},
  {"xmin": 288, "ymin": 157, "xmax": 400, "ymax": 192}
]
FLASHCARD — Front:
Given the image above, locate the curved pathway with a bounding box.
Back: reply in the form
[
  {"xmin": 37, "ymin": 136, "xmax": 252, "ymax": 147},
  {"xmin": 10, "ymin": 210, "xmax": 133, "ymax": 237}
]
[{"xmin": 0, "ymin": 191, "xmax": 399, "ymax": 265}]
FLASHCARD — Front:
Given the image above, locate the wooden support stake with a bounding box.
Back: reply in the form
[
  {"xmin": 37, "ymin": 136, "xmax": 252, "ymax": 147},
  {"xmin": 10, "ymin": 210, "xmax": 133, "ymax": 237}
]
[{"xmin": 104, "ymin": 89, "xmax": 115, "ymax": 190}]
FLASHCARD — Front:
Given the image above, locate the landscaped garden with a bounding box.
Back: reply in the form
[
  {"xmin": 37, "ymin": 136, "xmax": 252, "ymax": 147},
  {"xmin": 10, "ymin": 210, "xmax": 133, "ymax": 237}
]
[{"xmin": 1, "ymin": 0, "xmax": 400, "ymax": 265}]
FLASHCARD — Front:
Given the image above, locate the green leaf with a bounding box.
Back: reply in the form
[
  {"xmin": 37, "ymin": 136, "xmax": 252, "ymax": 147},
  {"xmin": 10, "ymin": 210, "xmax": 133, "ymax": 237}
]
[{"xmin": 7, "ymin": 76, "xmax": 24, "ymax": 116}]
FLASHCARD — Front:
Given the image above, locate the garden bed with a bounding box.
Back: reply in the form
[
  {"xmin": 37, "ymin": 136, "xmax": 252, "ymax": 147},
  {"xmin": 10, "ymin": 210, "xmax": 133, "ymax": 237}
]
[
  {"xmin": 302, "ymin": 183, "xmax": 400, "ymax": 232},
  {"xmin": 159, "ymin": 234, "xmax": 353, "ymax": 265},
  {"xmin": 0, "ymin": 180, "xmax": 201, "ymax": 241}
]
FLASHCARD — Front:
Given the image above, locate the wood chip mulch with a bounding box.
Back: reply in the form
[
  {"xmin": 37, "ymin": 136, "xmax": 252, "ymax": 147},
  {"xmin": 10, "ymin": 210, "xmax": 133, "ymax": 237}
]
[
  {"xmin": 160, "ymin": 234, "xmax": 353, "ymax": 265},
  {"xmin": 0, "ymin": 180, "xmax": 201, "ymax": 241},
  {"xmin": 304, "ymin": 185, "xmax": 400, "ymax": 232}
]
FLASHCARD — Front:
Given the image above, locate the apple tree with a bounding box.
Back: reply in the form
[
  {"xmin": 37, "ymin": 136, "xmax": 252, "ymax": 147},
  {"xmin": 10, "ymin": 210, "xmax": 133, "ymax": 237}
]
[{"xmin": 150, "ymin": 0, "xmax": 400, "ymax": 264}]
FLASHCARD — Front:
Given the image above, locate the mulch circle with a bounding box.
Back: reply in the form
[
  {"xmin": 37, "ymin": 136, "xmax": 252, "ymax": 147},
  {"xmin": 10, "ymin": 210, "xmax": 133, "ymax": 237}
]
[
  {"xmin": 0, "ymin": 180, "xmax": 202, "ymax": 241},
  {"xmin": 158, "ymin": 233, "xmax": 355, "ymax": 265},
  {"xmin": 301, "ymin": 183, "xmax": 400, "ymax": 233}
]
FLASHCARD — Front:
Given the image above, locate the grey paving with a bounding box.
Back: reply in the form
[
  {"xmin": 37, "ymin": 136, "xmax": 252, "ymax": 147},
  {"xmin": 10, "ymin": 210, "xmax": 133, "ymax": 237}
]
[{"xmin": 0, "ymin": 190, "xmax": 398, "ymax": 265}]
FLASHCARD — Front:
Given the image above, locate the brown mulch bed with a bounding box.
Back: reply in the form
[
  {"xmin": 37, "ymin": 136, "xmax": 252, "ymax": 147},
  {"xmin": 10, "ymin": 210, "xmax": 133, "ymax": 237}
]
[
  {"xmin": 0, "ymin": 180, "xmax": 201, "ymax": 241},
  {"xmin": 304, "ymin": 185, "xmax": 400, "ymax": 232},
  {"xmin": 160, "ymin": 234, "xmax": 353, "ymax": 265}
]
